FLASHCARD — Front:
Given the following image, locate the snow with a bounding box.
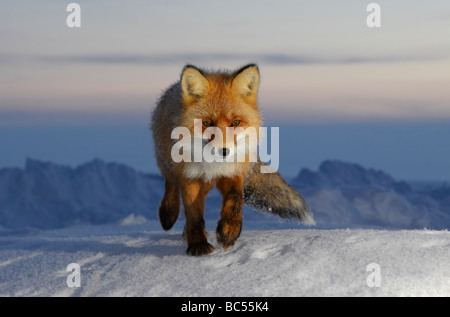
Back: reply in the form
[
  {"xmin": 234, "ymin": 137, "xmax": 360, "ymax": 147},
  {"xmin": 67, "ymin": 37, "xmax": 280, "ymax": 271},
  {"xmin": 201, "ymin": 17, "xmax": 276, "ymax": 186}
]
[
  {"xmin": 1, "ymin": 159, "xmax": 450, "ymax": 297},
  {"xmin": 1, "ymin": 223, "xmax": 449, "ymax": 297}
]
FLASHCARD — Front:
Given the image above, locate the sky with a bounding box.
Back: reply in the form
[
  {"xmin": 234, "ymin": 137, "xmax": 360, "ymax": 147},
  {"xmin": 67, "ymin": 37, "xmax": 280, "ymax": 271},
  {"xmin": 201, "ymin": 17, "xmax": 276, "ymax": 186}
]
[{"xmin": 1, "ymin": 1, "xmax": 450, "ymax": 180}]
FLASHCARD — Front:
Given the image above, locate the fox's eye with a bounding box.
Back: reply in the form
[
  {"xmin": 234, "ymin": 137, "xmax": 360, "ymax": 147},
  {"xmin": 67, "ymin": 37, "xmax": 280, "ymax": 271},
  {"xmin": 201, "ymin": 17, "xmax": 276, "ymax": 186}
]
[
  {"xmin": 203, "ymin": 121, "xmax": 212, "ymax": 127},
  {"xmin": 231, "ymin": 119, "xmax": 241, "ymax": 127}
]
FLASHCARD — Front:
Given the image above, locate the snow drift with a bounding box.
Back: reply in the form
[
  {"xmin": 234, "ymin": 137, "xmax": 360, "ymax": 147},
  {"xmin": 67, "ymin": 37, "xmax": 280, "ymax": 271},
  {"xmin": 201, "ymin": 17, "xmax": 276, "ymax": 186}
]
[
  {"xmin": 0, "ymin": 159, "xmax": 164, "ymax": 229},
  {"xmin": 1, "ymin": 224, "xmax": 449, "ymax": 297},
  {"xmin": 293, "ymin": 160, "xmax": 450, "ymax": 229}
]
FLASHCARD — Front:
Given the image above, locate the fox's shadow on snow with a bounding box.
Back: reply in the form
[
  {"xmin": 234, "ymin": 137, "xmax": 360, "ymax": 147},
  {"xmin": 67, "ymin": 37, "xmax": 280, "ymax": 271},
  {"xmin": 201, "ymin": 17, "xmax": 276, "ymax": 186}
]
[
  {"xmin": 0, "ymin": 230, "xmax": 194, "ymax": 296},
  {"xmin": 1, "ymin": 230, "xmax": 189, "ymax": 259}
]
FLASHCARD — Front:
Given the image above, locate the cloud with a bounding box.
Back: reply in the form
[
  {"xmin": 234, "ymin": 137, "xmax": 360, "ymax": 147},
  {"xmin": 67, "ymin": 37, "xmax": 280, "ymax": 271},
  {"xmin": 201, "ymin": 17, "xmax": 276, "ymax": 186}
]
[{"xmin": 2, "ymin": 52, "xmax": 447, "ymax": 67}]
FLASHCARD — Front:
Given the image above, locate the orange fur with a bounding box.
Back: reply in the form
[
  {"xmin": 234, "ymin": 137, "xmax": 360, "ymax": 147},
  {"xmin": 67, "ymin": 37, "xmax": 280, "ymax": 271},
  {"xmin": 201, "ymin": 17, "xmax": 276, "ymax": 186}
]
[{"xmin": 151, "ymin": 64, "xmax": 261, "ymax": 255}]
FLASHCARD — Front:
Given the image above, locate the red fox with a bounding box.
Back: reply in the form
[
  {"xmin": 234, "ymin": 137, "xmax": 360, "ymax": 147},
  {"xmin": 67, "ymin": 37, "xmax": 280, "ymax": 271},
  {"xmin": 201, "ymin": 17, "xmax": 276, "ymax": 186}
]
[{"xmin": 151, "ymin": 64, "xmax": 314, "ymax": 256}]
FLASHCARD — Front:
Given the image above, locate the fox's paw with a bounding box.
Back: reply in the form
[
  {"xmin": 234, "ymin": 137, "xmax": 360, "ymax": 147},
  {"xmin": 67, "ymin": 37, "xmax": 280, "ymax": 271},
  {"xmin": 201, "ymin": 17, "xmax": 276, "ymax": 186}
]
[
  {"xmin": 216, "ymin": 219, "xmax": 242, "ymax": 249},
  {"xmin": 158, "ymin": 205, "xmax": 179, "ymax": 231},
  {"xmin": 186, "ymin": 242, "xmax": 214, "ymax": 256}
]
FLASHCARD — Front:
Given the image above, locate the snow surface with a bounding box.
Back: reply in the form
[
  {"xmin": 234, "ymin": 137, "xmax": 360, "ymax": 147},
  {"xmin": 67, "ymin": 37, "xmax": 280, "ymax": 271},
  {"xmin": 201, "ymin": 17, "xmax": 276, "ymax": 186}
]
[
  {"xmin": 1, "ymin": 222, "xmax": 449, "ymax": 297},
  {"xmin": 1, "ymin": 159, "xmax": 450, "ymax": 297}
]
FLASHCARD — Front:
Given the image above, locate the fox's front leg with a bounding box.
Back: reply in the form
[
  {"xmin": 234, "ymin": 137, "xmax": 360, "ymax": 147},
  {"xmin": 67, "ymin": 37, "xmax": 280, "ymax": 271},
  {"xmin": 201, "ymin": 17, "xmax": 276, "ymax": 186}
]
[
  {"xmin": 158, "ymin": 181, "xmax": 180, "ymax": 230},
  {"xmin": 216, "ymin": 176, "xmax": 244, "ymax": 249},
  {"xmin": 181, "ymin": 180, "xmax": 214, "ymax": 256}
]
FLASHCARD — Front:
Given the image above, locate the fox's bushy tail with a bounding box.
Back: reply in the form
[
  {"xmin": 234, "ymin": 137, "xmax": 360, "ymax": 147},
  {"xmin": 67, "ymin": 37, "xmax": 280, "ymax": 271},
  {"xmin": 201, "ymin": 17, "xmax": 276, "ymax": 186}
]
[{"xmin": 243, "ymin": 160, "xmax": 315, "ymax": 225}]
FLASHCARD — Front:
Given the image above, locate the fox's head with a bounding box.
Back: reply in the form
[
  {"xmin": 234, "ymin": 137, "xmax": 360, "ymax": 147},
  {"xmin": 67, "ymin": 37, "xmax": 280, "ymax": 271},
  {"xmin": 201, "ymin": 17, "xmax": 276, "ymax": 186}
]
[{"xmin": 178, "ymin": 64, "xmax": 262, "ymax": 162}]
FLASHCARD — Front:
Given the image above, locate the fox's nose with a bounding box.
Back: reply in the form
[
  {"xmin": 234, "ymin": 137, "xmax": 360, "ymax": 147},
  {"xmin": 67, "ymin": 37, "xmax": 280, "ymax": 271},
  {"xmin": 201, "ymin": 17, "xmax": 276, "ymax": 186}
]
[{"xmin": 219, "ymin": 148, "xmax": 230, "ymax": 157}]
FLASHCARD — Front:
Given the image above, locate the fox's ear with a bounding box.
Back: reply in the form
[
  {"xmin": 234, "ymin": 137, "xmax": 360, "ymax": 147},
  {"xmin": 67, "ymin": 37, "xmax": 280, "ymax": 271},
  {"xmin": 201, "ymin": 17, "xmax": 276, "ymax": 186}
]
[
  {"xmin": 181, "ymin": 65, "xmax": 209, "ymax": 105},
  {"xmin": 231, "ymin": 64, "xmax": 260, "ymax": 103}
]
